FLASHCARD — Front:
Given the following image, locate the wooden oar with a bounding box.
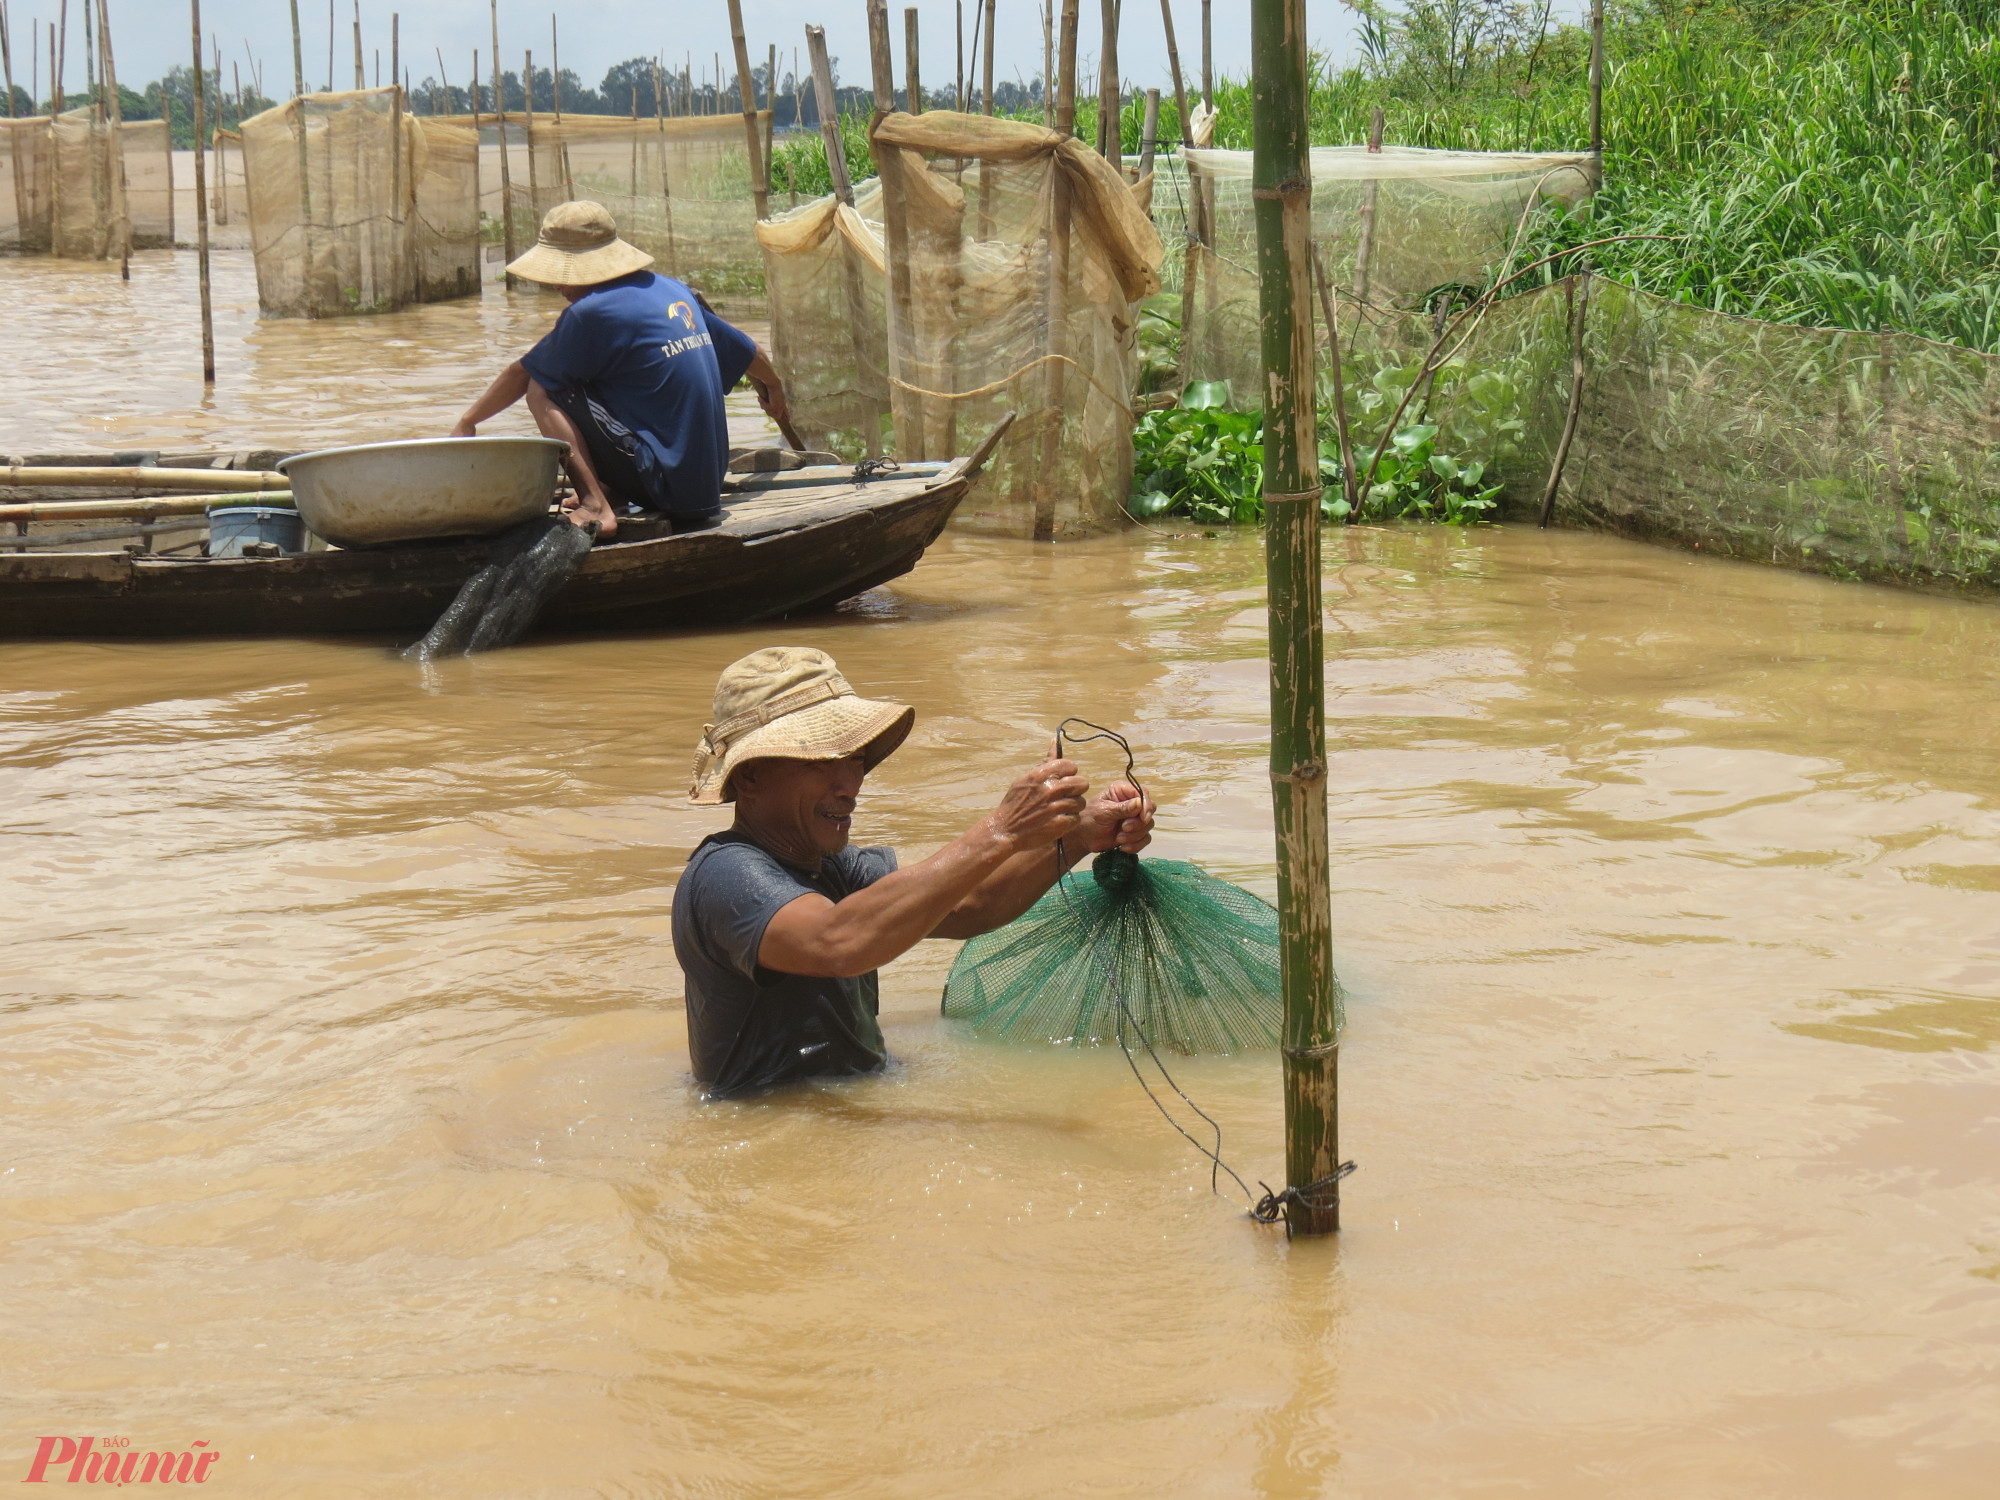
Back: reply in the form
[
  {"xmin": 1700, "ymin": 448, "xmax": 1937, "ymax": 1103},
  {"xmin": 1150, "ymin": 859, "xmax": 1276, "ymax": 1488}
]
[{"xmin": 0, "ymin": 466, "xmax": 289, "ymax": 493}]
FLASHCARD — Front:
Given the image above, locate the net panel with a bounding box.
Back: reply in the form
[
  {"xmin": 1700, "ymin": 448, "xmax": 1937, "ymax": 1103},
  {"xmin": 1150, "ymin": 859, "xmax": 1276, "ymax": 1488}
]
[
  {"xmin": 942, "ymin": 852, "xmax": 1300, "ymax": 1055},
  {"xmin": 0, "ymin": 117, "xmax": 54, "ymax": 252},
  {"xmin": 119, "ymin": 120, "xmax": 173, "ymax": 248},
  {"xmin": 1432, "ymin": 274, "xmax": 2000, "ymax": 594},
  {"xmin": 755, "ymin": 180, "xmax": 890, "ymax": 456},
  {"xmin": 1165, "ymin": 143, "xmax": 1594, "ymax": 405},
  {"xmin": 242, "ymin": 90, "xmax": 477, "ymax": 319},
  {"xmin": 862, "ymin": 109, "xmax": 1163, "ymax": 536}
]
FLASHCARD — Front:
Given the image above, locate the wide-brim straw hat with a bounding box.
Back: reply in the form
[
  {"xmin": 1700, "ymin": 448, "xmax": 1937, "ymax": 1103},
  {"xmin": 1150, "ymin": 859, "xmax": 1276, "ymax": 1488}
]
[
  {"xmin": 689, "ymin": 647, "xmax": 915, "ymax": 805},
  {"xmin": 506, "ymin": 199, "xmax": 655, "ymax": 286}
]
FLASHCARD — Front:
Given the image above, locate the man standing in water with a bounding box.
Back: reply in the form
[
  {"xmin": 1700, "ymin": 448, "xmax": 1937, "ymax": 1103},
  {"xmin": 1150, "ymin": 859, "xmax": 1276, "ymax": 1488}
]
[
  {"xmin": 674, "ymin": 647, "xmax": 1156, "ymax": 1097},
  {"xmin": 450, "ymin": 201, "xmax": 792, "ymax": 541}
]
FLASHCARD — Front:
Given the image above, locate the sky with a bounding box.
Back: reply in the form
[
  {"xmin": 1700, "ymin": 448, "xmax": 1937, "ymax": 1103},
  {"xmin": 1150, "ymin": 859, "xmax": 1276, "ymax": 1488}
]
[{"xmin": 10, "ymin": 1, "xmax": 1376, "ymax": 103}]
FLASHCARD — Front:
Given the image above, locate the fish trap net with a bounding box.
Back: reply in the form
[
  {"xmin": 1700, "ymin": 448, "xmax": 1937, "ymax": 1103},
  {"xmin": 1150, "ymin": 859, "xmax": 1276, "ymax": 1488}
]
[
  {"xmin": 0, "ymin": 110, "xmax": 172, "ymax": 258},
  {"xmin": 241, "ymin": 89, "xmax": 479, "ymax": 318}
]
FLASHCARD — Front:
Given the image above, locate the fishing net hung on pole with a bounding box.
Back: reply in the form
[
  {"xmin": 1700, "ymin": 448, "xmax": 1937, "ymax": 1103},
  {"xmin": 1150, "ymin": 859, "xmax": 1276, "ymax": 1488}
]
[{"xmin": 942, "ymin": 722, "xmax": 1341, "ymax": 1054}]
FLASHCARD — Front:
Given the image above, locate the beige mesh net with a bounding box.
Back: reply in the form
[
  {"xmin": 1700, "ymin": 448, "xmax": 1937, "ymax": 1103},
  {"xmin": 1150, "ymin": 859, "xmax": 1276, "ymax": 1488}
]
[
  {"xmin": 762, "ymin": 110, "xmax": 1161, "ymax": 537},
  {"xmin": 1158, "ymin": 142, "xmax": 1593, "ymax": 401},
  {"xmin": 755, "ymin": 179, "xmax": 890, "ymax": 457},
  {"xmin": 433, "ymin": 110, "xmax": 772, "ymax": 306},
  {"xmin": 1435, "ymin": 274, "xmax": 2000, "ymax": 593},
  {"xmin": 0, "ymin": 110, "xmax": 170, "ymax": 258},
  {"xmin": 240, "ymin": 89, "xmax": 478, "ymax": 319}
]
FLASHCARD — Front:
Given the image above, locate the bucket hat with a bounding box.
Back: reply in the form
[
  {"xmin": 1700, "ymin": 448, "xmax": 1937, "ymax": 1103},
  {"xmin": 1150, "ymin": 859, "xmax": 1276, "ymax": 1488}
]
[
  {"xmin": 689, "ymin": 647, "xmax": 915, "ymax": 805},
  {"xmin": 505, "ymin": 200, "xmax": 655, "ymax": 286}
]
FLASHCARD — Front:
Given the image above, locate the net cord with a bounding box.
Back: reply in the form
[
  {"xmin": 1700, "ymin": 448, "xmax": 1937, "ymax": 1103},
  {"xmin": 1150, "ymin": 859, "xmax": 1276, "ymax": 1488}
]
[{"xmin": 1048, "ymin": 717, "xmax": 1348, "ymax": 1227}]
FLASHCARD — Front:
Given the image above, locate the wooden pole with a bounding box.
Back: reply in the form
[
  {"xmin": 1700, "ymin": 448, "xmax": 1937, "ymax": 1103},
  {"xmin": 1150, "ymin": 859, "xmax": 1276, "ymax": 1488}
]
[
  {"xmin": 1033, "ymin": 0, "xmax": 1078, "ymax": 539},
  {"xmin": 470, "ymin": 49, "xmax": 478, "ymax": 123},
  {"xmin": 809, "ymin": 22, "xmax": 882, "ymax": 458},
  {"xmin": 1138, "ymin": 85, "xmax": 1159, "ymax": 177},
  {"xmin": 100, "ymin": 0, "xmax": 130, "ymax": 274},
  {"xmin": 287, "ymin": 0, "xmax": 303, "ymax": 95},
  {"xmin": 2, "ymin": 3, "xmax": 14, "ymax": 119},
  {"xmin": 1042, "ymin": 0, "xmax": 1052, "ymax": 125},
  {"xmin": 982, "ymin": 0, "xmax": 996, "ymax": 114},
  {"xmin": 349, "ymin": 0, "xmax": 360, "ymax": 89},
  {"xmin": 764, "ymin": 42, "xmax": 776, "ymax": 179},
  {"xmin": 1097, "ymin": 0, "xmax": 1118, "ymax": 162},
  {"xmin": 1159, "ymin": 0, "xmax": 1190, "ymax": 147},
  {"xmin": 53, "ymin": 0, "xmax": 63, "ymax": 114},
  {"xmin": 1200, "ymin": 0, "xmax": 1212, "ymax": 108},
  {"xmin": 1538, "ymin": 271, "xmax": 1590, "ymax": 528},
  {"xmin": 903, "ymin": 7, "xmax": 921, "ymax": 114},
  {"xmin": 325, "ymin": 0, "xmax": 333, "ymax": 90},
  {"xmin": 488, "ymin": 0, "xmax": 514, "ymax": 277},
  {"xmin": 522, "ymin": 48, "xmax": 535, "ymax": 218},
  {"xmin": 1588, "ymin": 0, "xmax": 1604, "ymax": 157},
  {"xmin": 725, "ymin": 0, "xmax": 769, "ymax": 219},
  {"xmin": 1254, "ymin": 0, "xmax": 1338, "ymax": 1237},
  {"xmin": 1312, "ymin": 247, "xmax": 1359, "ymax": 520},
  {"xmin": 956, "ymin": 0, "xmax": 964, "ymax": 110},
  {"xmin": 189, "ymin": 0, "xmax": 214, "ymax": 384},
  {"xmin": 389, "ymin": 13, "xmax": 397, "ymax": 100},
  {"xmin": 868, "ymin": 0, "xmax": 917, "ymax": 456},
  {"xmin": 1352, "ymin": 105, "xmax": 1383, "ymax": 306}
]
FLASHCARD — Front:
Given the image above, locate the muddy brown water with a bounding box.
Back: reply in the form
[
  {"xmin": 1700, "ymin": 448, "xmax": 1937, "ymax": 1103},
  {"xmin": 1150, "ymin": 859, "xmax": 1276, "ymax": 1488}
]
[{"xmin": 3, "ymin": 254, "xmax": 1999, "ymax": 1496}]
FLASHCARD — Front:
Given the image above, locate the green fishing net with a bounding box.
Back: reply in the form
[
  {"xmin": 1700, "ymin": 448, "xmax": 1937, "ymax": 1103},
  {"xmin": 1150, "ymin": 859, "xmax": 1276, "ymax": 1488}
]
[{"xmin": 943, "ymin": 846, "xmax": 1329, "ymax": 1053}]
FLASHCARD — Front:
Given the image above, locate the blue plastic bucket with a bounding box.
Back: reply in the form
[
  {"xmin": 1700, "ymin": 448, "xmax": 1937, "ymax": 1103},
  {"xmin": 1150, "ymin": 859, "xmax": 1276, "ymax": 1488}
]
[{"xmin": 207, "ymin": 505, "xmax": 306, "ymax": 558}]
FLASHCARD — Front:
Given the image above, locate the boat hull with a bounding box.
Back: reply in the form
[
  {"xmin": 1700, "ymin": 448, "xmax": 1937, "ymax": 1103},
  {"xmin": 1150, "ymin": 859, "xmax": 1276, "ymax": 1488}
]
[{"xmin": 0, "ymin": 469, "xmax": 966, "ymax": 640}]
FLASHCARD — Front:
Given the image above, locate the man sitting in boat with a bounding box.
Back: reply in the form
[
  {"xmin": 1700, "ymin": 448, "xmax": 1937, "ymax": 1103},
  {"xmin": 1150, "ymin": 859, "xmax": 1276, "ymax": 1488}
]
[
  {"xmin": 674, "ymin": 646, "xmax": 1156, "ymax": 1098},
  {"xmin": 449, "ymin": 200, "xmax": 791, "ymax": 541}
]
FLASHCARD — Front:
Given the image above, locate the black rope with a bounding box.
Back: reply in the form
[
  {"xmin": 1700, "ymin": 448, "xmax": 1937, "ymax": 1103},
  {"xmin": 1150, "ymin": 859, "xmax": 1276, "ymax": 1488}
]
[
  {"xmin": 852, "ymin": 456, "xmax": 901, "ymax": 482},
  {"xmin": 1046, "ymin": 718, "xmax": 1356, "ymax": 1230}
]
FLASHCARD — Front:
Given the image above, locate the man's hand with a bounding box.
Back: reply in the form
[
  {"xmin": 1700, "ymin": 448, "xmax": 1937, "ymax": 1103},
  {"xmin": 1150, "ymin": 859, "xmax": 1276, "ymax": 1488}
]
[
  {"xmin": 1075, "ymin": 779, "xmax": 1156, "ymax": 855},
  {"xmin": 752, "ymin": 376, "xmax": 791, "ymax": 428},
  {"xmin": 987, "ymin": 742, "xmax": 1089, "ymax": 855},
  {"xmin": 448, "ymin": 417, "xmax": 477, "ymax": 438}
]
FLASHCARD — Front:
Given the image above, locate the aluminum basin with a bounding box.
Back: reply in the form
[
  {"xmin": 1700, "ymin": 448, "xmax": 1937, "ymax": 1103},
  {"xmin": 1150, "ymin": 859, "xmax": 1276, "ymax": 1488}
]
[{"xmin": 279, "ymin": 436, "xmax": 567, "ymax": 548}]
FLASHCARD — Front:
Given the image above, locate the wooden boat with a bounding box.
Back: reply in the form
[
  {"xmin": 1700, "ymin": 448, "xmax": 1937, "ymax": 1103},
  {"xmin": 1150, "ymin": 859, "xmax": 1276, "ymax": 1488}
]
[{"xmin": 0, "ymin": 457, "xmax": 977, "ymax": 640}]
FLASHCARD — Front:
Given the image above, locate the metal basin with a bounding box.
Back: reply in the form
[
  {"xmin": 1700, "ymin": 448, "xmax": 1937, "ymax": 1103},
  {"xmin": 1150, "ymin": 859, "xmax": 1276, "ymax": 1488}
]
[{"xmin": 279, "ymin": 437, "xmax": 567, "ymax": 549}]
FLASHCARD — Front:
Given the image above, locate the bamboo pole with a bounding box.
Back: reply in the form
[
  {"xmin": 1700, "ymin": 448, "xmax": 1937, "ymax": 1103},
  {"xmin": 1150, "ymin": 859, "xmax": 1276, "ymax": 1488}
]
[
  {"xmin": 812, "ymin": 21, "xmax": 883, "ymax": 456},
  {"xmin": 808, "ymin": 26, "xmax": 853, "ymax": 207},
  {"xmin": 53, "ymin": 0, "xmax": 63, "ymax": 113},
  {"xmin": 550, "ymin": 13, "xmax": 560, "ymax": 121},
  {"xmin": 724, "ymin": 0, "xmax": 769, "ymax": 219},
  {"xmin": 488, "ymin": 0, "xmax": 514, "ymax": 280},
  {"xmin": 325, "ymin": 0, "xmax": 332, "ymax": 91},
  {"xmin": 1254, "ymin": 0, "xmax": 1339, "ymax": 1236},
  {"xmin": 287, "ymin": 0, "xmax": 303, "ymax": 95},
  {"xmin": 869, "ymin": 0, "xmax": 917, "ymax": 457},
  {"xmin": 1352, "ymin": 105, "xmax": 1383, "ymax": 307},
  {"xmin": 189, "ymin": 0, "xmax": 213, "ymax": 384},
  {"xmin": 1537, "ymin": 271, "xmax": 1591, "ymax": 528},
  {"xmin": 1097, "ymin": 0, "xmax": 1118, "ymax": 162},
  {"xmin": 653, "ymin": 58, "xmax": 676, "ymax": 274},
  {"xmin": 349, "ymin": 0, "xmax": 360, "ymax": 88},
  {"xmin": 764, "ymin": 42, "xmax": 776, "ymax": 183},
  {"xmin": 1, "ymin": 465, "xmax": 288, "ymax": 490},
  {"xmin": 982, "ymin": 0, "xmax": 996, "ymax": 114},
  {"xmin": 1200, "ymin": 0, "xmax": 1212, "ymax": 109},
  {"xmin": 1033, "ymin": 0, "xmax": 1079, "ymax": 540},
  {"xmin": 522, "ymin": 48, "xmax": 535, "ymax": 220},
  {"xmin": 100, "ymin": 0, "xmax": 130, "ymax": 275},
  {"xmin": 956, "ymin": 0, "xmax": 964, "ymax": 110},
  {"xmin": 1159, "ymin": 0, "xmax": 1189, "ymax": 147},
  {"xmin": 0, "ymin": 492, "xmax": 290, "ymax": 522},
  {"xmin": 2, "ymin": 3, "xmax": 14, "ymax": 119},
  {"xmin": 1137, "ymin": 86, "xmax": 1158, "ymax": 178},
  {"xmin": 1311, "ymin": 246, "xmax": 1359, "ymax": 520},
  {"xmin": 1588, "ymin": 0, "xmax": 1604, "ymax": 157},
  {"xmin": 903, "ymin": 7, "xmax": 922, "ymax": 114},
  {"xmin": 1041, "ymin": 0, "xmax": 1052, "ymax": 125}
]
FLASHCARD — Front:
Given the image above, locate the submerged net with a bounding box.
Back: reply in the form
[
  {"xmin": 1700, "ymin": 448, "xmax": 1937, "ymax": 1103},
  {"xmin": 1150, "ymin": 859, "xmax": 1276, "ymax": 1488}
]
[
  {"xmin": 241, "ymin": 89, "xmax": 479, "ymax": 318},
  {"xmin": 763, "ymin": 110, "xmax": 1162, "ymax": 536},
  {"xmin": 404, "ymin": 516, "xmax": 595, "ymax": 660},
  {"xmin": 1157, "ymin": 142, "xmax": 1593, "ymax": 403},
  {"xmin": 0, "ymin": 111, "xmax": 171, "ymax": 258}
]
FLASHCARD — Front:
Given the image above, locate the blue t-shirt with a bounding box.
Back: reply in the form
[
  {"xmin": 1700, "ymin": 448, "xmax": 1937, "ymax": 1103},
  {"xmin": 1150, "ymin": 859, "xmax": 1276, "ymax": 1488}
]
[{"xmin": 521, "ymin": 272, "xmax": 757, "ymax": 516}]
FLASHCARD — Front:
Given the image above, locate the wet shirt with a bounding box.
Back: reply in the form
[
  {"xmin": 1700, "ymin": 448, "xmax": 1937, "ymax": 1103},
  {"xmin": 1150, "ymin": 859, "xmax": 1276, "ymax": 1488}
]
[
  {"xmin": 671, "ymin": 831, "xmax": 897, "ymax": 1097},
  {"xmin": 520, "ymin": 271, "xmax": 757, "ymax": 517}
]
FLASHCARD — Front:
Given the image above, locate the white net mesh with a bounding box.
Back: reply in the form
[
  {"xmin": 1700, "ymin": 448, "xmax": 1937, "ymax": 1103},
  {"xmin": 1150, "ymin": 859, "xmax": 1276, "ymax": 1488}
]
[{"xmin": 240, "ymin": 89, "xmax": 478, "ymax": 319}]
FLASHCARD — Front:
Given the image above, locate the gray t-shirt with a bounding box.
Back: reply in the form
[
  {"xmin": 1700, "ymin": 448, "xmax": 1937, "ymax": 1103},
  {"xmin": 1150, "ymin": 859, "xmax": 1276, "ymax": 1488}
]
[{"xmin": 671, "ymin": 831, "xmax": 899, "ymax": 1097}]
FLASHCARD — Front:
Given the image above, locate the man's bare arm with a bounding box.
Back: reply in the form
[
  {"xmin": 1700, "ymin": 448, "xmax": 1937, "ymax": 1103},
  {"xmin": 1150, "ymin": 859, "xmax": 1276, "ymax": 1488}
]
[
  {"xmin": 757, "ymin": 757, "xmax": 1088, "ymax": 978},
  {"xmin": 929, "ymin": 781, "xmax": 1155, "ymax": 939},
  {"xmin": 451, "ymin": 361, "xmax": 531, "ymax": 437}
]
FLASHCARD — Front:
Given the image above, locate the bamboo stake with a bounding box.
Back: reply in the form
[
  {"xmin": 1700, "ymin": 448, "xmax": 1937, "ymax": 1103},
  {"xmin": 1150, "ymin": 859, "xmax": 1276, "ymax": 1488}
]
[
  {"xmin": 349, "ymin": 0, "xmax": 360, "ymax": 89},
  {"xmin": 2, "ymin": 465, "xmax": 288, "ymax": 490},
  {"xmin": 1311, "ymin": 246, "xmax": 1358, "ymax": 520},
  {"xmin": 868, "ymin": 0, "xmax": 917, "ymax": 456},
  {"xmin": 211, "ymin": 37, "xmax": 225, "ymax": 224},
  {"xmin": 53, "ymin": 0, "xmax": 63, "ymax": 113},
  {"xmin": 189, "ymin": 0, "xmax": 213, "ymax": 384},
  {"xmin": 903, "ymin": 7, "xmax": 921, "ymax": 114},
  {"xmin": 724, "ymin": 0, "xmax": 768, "ymax": 219},
  {"xmin": 1158, "ymin": 0, "xmax": 1189, "ymax": 147},
  {"xmin": 488, "ymin": 0, "xmax": 513, "ymax": 280},
  {"xmin": 810, "ymin": 23, "xmax": 882, "ymax": 458},
  {"xmin": 982, "ymin": 0, "xmax": 996, "ymax": 115},
  {"xmin": 653, "ymin": 58, "xmax": 676, "ymax": 274},
  {"xmin": 470, "ymin": 49, "xmax": 478, "ymax": 123},
  {"xmin": 1137, "ymin": 86, "xmax": 1158, "ymax": 178},
  {"xmin": 1352, "ymin": 105, "xmax": 1383, "ymax": 306},
  {"xmin": 1097, "ymin": 0, "xmax": 1118, "ymax": 162},
  {"xmin": 288, "ymin": 0, "xmax": 303, "ymax": 95},
  {"xmin": 2, "ymin": 3, "xmax": 14, "ymax": 119},
  {"xmin": 100, "ymin": 0, "xmax": 129, "ymax": 274},
  {"xmin": 522, "ymin": 48, "xmax": 535, "ymax": 219},
  {"xmin": 764, "ymin": 42, "xmax": 776, "ymax": 185},
  {"xmin": 1200, "ymin": 0, "xmax": 1211, "ymax": 108},
  {"xmin": 550, "ymin": 14, "xmax": 560, "ymax": 121},
  {"xmin": 1033, "ymin": 0, "xmax": 1079, "ymax": 540},
  {"xmin": 1041, "ymin": 0, "xmax": 1052, "ymax": 125},
  {"xmin": 0, "ymin": 492, "xmax": 290, "ymax": 522},
  {"xmin": 1588, "ymin": 0, "xmax": 1604, "ymax": 157},
  {"xmin": 1254, "ymin": 0, "xmax": 1339, "ymax": 1238},
  {"xmin": 956, "ymin": 0, "xmax": 964, "ymax": 110},
  {"xmin": 1538, "ymin": 271, "xmax": 1590, "ymax": 527}
]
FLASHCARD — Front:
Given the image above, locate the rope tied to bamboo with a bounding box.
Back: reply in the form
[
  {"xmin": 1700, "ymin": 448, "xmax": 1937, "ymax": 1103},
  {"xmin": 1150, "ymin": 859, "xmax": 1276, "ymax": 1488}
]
[{"xmin": 1251, "ymin": 1161, "xmax": 1358, "ymax": 1227}]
